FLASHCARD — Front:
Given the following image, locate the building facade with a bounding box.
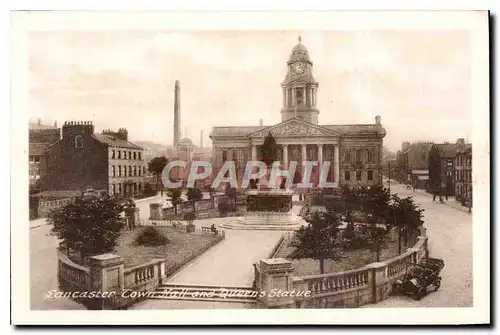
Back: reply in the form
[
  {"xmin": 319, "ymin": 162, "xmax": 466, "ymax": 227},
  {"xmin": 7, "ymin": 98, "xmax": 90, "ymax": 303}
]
[
  {"xmin": 428, "ymin": 139, "xmax": 469, "ymax": 197},
  {"xmin": 209, "ymin": 37, "xmax": 386, "ymax": 188},
  {"xmin": 42, "ymin": 122, "xmax": 146, "ymax": 198},
  {"xmin": 455, "ymin": 145, "xmax": 472, "ymax": 206},
  {"xmin": 29, "ymin": 120, "xmax": 60, "ymax": 188},
  {"xmin": 395, "ymin": 141, "xmax": 433, "ymax": 188}
]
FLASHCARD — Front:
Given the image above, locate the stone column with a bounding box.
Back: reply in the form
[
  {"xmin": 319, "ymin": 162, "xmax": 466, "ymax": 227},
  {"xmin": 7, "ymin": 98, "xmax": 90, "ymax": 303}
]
[
  {"xmin": 283, "ymin": 88, "xmax": 286, "ymax": 106},
  {"xmin": 283, "ymin": 144, "xmax": 288, "ymax": 166},
  {"xmin": 334, "ymin": 145, "xmax": 340, "ymax": 183},
  {"xmin": 89, "ymin": 254, "xmax": 125, "ymax": 309},
  {"xmin": 301, "ymin": 145, "xmax": 307, "ymax": 162},
  {"xmin": 251, "ymin": 145, "xmax": 257, "ymax": 161},
  {"xmin": 317, "ymin": 144, "xmax": 323, "ymax": 185},
  {"xmin": 291, "ymin": 88, "xmax": 296, "ymax": 106}
]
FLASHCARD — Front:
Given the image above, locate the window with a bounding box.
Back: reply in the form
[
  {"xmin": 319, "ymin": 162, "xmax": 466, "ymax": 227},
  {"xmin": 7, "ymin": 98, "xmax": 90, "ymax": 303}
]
[
  {"xmin": 367, "ymin": 150, "xmax": 373, "ymax": 163},
  {"xmin": 112, "ymin": 165, "xmax": 116, "ymax": 177},
  {"xmin": 138, "ymin": 152, "xmax": 141, "ymax": 160},
  {"xmin": 128, "ymin": 166, "xmax": 132, "ymax": 177},
  {"xmin": 367, "ymin": 171, "xmax": 374, "ymax": 181},
  {"xmin": 128, "ymin": 151, "xmax": 132, "ymax": 159},
  {"xmin": 118, "ymin": 151, "xmax": 121, "ymax": 159},
  {"xmin": 133, "ymin": 152, "xmax": 137, "ymax": 160},
  {"xmin": 118, "ymin": 166, "xmax": 121, "ymax": 177},
  {"xmin": 143, "ymin": 166, "xmax": 146, "ymax": 175},
  {"xmin": 295, "ymin": 87, "xmax": 304, "ymax": 105},
  {"xmin": 344, "ymin": 149, "xmax": 351, "ymax": 163},
  {"xmin": 356, "ymin": 171, "xmax": 362, "ymax": 181},
  {"xmin": 356, "ymin": 149, "xmax": 362, "ymax": 162},
  {"xmin": 112, "ymin": 150, "xmax": 115, "ymax": 159},
  {"xmin": 34, "ymin": 156, "xmax": 40, "ymax": 163},
  {"xmin": 133, "ymin": 166, "xmax": 137, "ymax": 176},
  {"xmin": 222, "ymin": 150, "xmax": 228, "ymax": 162},
  {"xmin": 344, "ymin": 171, "xmax": 350, "ymax": 181},
  {"xmin": 75, "ymin": 135, "xmax": 83, "ymax": 148}
]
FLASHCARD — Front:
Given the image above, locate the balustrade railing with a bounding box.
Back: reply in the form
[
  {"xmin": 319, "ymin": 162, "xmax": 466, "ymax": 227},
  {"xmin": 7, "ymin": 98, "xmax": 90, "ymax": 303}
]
[
  {"xmin": 58, "ymin": 251, "xmax": 91, "ymax": 290},
  {"xmin": 124, "ymin": 260, "xmax": 162, "ymax": 288},
  {"xmin": 299, "ymin": 266, "xmax": 371, "ymax": 295}
]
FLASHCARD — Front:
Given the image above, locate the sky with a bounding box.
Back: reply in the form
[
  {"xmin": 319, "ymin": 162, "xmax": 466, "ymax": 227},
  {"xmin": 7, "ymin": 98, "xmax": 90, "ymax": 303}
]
[{"xmin": 28, "ymin": 30, "xmax": 472, "ymax": 152}]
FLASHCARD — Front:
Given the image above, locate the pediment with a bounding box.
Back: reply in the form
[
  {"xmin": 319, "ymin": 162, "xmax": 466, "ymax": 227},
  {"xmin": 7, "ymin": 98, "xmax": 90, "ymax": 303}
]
[{"xmin": 247, "ymin": 119, "xmax": 340, "ymax": 138}]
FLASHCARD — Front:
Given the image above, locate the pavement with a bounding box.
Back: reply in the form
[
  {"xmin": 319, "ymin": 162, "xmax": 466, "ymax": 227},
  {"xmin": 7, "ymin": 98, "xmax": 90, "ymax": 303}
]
[
  {"xmin": 364, "ymin": 181, "xmax": 473, "ymax": 308},
  {"xmin": 130, "ymin": 216, "xmax": 284, "ymax": 310}
]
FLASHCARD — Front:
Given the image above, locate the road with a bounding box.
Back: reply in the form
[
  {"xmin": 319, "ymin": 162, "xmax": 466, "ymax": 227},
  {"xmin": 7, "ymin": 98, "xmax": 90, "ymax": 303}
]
[
  {"xmin": 29, "ymin": 194, "xmax": 164, "ymax": 310},
  {"xmin": 365, "ymin": 181, "xmax": 473, "ymax": 308}
]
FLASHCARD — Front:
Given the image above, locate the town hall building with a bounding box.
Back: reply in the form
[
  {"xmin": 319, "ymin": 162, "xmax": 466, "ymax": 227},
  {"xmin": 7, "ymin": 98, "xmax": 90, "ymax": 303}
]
[{"xmin": 209, "ymin": 37, "xmax": 386, "ymax": 188}]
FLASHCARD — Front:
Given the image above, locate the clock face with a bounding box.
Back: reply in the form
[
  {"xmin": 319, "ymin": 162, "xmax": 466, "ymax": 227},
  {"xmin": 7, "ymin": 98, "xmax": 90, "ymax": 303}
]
[{"xmin": 293, "ymin": 62, "xmax": 304, "ymax": 74}]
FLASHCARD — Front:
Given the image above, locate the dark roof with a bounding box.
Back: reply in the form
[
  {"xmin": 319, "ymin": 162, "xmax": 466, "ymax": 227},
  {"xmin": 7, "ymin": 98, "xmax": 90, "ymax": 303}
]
[
  {"xmin": 29, "ymin": 142, "xmax": 49, "ymax": 155},
  {"xmin": 435, "ymin": 143, "xmax": 465, "ymax": 158},
  {"xmin": 92, "ymin": 134, "xmax": 143, "ymax": 150}
]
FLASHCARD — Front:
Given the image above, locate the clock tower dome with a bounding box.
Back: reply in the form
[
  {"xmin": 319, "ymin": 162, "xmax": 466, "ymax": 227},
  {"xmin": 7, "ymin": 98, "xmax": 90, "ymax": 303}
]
[{"xmin": 280, "ymin": 36, "xmax": 319, "ymax": 124}]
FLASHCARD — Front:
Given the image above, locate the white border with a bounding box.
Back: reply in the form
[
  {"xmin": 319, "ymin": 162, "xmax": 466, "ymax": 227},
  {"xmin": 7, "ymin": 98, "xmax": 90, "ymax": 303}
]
[{"xmin": 10, "ymin": 10, "xmax": 490, "ymax": 325}]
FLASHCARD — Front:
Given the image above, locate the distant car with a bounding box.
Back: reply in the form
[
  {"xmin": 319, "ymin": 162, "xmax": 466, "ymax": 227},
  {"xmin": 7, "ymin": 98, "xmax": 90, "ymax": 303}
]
[{"xmin": 393, "ymin": 257, "xmax": 444, "ymax": 300}]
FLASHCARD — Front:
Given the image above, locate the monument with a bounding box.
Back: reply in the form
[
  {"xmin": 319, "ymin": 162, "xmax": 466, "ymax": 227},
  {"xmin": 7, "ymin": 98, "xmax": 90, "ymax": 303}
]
[{"xmin": 220, "ymin": 132, "xmax": 304, "ymax": 231}]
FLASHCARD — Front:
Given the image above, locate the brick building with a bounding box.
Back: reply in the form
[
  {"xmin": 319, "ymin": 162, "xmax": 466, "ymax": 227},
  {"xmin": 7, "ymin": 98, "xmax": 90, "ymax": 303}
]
[
  {"xmin": 394, "ymin": 141, "xmax": 433, "ymax": 189},
  {"xmin": 29, "ymin": 120, "xmax": 60, "ymax": 188},
  {"xmin": 42, "ymin": 121, "xmax": 146, "ymax": 198},
  {"xmin": 428, "ymin": 139, "xmax": 469, "ymax": 197},
  {"xmin": 455, "ymin": 144, "xmax": 472, "ymax": 206}
]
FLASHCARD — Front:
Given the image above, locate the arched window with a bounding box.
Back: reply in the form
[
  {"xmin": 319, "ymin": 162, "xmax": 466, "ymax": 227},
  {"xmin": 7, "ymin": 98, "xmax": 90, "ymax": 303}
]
[{"xmin": 75, "ymin": 135, "xmax": 83, "ymax": 148}]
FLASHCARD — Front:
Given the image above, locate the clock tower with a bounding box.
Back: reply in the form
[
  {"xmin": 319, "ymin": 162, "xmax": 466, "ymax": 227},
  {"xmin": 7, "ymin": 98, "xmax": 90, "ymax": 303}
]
[{"xmin": 280, "ymin": 36, "xmax": 320, "ymax": 124}]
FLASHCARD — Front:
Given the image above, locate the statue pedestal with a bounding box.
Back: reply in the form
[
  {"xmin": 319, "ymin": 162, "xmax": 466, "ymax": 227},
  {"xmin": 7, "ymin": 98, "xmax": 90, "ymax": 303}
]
[{"xmin": 220, "ymin": 188, "xmax": 304, "ymax": 231}]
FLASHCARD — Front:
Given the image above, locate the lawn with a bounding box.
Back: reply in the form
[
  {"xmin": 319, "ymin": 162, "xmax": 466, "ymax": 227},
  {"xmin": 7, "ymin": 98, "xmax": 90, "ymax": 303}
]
[
  {"xmin": 274, "ymin": 230, "xmax": 410, "ymax": 276},
  {"xmin": 114, "ymin": 226, "xmax": 220, "ymax": 268}
]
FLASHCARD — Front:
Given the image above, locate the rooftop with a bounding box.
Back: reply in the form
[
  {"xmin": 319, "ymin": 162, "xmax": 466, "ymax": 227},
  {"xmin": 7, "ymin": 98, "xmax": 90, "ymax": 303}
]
[{"xmin": 93, "ymin": 134, "xmax": 143, "ymax": 150}]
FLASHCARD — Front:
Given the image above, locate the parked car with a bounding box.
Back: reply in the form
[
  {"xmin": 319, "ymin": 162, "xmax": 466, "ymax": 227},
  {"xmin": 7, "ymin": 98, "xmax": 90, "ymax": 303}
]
[{"xmin": 393, "ymin": 257, "xmax": 445, "ymax": 300}]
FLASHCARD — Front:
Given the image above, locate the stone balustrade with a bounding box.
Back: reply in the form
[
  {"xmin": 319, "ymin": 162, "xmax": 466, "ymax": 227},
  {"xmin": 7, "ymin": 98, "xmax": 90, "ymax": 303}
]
[
  {"xmin": 58, "ymin": 247, "xmax": 166, "ymax": 310},
  {"xmin": 255, "ymin": 227, "xmax": 429, "ymax": 309}
]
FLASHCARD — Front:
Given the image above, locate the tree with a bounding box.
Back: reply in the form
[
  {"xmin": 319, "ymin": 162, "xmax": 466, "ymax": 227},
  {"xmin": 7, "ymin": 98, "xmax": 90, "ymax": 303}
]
[
  {"xmin": 225, "ymin": 184, "xmax": 237, "ymax": 211},
  {"xmin": 353, "ymin": 185, "xmax": 393, "ymax": 262},
  {"xmin": 391, "ymin": 195, "xmax": 425, "ymax": 250},
  {"xmin": 166, "ymin": 188, "xmax": 182, "ymax": 215},
  {"xmin": 186, "ymin": 187, "xmax": 203, "ymax": 212},
  {"xmin": 148, "ymin": 156, "xmax": 168, "ymax": 196},
  {"xmin": 49, "ymin": 197, "xmax": 125, "ymax": 263},
  {"xmin": 289, "ymin": 210, "xmax": 343, "ymax": 274},
  {"xmin": 204, "ymin": 185, "xmax": 215, "ymax": 209},
  {"xmin": 358, "ymin": 215, "xmax": 393, "ymax": 262}
]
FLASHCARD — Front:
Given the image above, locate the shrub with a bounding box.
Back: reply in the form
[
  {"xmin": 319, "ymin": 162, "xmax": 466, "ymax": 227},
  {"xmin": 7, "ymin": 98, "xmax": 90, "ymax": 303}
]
[{"xmin": 133, "ymin": 226, "xmax": 170, "ymax": 247}]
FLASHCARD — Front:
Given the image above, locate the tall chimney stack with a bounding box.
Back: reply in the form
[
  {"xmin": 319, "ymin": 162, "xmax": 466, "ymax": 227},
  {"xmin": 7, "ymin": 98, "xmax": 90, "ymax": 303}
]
[
  {"xmin": 200, "ymin": 130, "xmax": 204, "ymax": 148},
  {"xmin": 259, "ymin": 118, "xmax": 264, "ymax": 126},
  {"xmin": 173, "ymin": 80, "xmax": 181, "ymax": 146}
]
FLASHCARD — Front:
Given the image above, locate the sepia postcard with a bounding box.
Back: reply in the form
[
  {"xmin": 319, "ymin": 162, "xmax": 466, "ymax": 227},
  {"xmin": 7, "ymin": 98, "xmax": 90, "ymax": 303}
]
[{"xmin": 11, "ymin": 10, "xmax": 490, "ymax": 325}]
